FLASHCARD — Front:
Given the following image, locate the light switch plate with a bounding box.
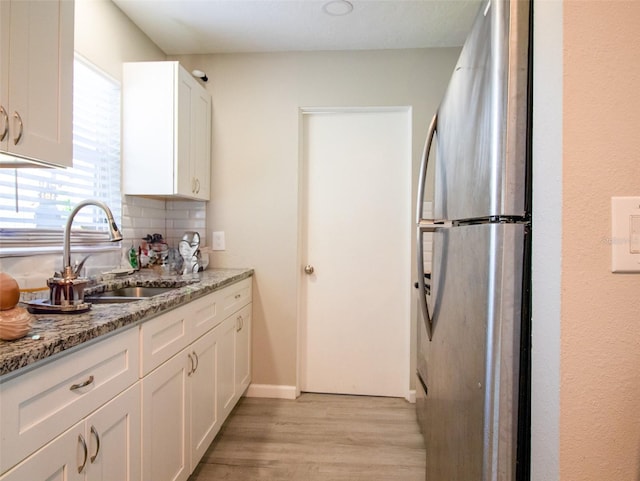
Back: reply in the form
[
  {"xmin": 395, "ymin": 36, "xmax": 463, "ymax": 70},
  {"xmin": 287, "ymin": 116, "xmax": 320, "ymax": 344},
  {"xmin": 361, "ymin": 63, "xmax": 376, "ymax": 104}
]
[
  {"xmin": 611, "ymin": 196, "xmax": 640, "ymax": 273},
  {"xmin": 212, "ymin": 231, "xmax": 226, "ymax": 251}
]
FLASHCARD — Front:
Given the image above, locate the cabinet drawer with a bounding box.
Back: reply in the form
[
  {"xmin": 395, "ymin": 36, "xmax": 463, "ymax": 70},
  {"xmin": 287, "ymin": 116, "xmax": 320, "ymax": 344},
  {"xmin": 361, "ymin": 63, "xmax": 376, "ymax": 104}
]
[
  {"xmin": 188, "ymin": 290, "xmax": 223, "ymax": 343},
  {"xmin": 140, "ymin": 304, "xmax": 190, "ymax": 376},
  {"xmin": 0, "ymin": 327, "xmax": 139, "ymax": 474},
  {"xmin": 220, "ymin": 277, "xmax": 252, "ymax": 318}
]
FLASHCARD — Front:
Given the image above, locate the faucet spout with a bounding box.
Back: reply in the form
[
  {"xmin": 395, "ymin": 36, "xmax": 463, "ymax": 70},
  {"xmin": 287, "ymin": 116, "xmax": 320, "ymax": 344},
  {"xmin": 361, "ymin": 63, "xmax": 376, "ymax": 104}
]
[{"xmin": 62, "ymin": 199, "xmax": 123, "ymax": 279}]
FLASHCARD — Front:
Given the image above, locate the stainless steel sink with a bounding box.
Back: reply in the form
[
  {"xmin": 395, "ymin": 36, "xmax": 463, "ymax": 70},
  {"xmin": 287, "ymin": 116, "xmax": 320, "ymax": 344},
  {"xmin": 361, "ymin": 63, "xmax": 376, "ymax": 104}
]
[{"xmin": 85, "ymin": 286, "xmax": 177, "ymax": 304}]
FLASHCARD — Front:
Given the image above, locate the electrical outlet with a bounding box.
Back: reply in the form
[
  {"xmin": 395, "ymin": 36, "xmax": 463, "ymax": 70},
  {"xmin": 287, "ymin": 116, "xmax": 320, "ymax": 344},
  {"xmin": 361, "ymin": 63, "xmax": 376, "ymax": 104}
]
[{"xmin": 212, "ymin": 231, "xmax": 226, "ymax": 251}]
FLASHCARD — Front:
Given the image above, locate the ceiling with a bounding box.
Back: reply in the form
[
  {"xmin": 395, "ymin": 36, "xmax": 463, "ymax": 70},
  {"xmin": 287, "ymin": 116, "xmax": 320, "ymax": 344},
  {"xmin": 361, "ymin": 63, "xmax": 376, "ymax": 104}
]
[{"xmin": 111, "ymin": 0, "xmax": 484, "ymax": 55}]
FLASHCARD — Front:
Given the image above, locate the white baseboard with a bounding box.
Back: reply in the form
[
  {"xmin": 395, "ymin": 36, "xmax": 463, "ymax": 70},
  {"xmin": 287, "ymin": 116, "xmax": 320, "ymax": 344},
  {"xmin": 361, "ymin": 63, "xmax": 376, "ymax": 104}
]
[
  {"xmin": 245, "ymin": 384, "xmax": 415, "ymax": 403},
  {"xmin": 406, "ymin": 389, "xmax": 416, "ymax": 404},
  {"xmin": 245, "ymin": 384, "xmax": 298, "ymax": 400}
]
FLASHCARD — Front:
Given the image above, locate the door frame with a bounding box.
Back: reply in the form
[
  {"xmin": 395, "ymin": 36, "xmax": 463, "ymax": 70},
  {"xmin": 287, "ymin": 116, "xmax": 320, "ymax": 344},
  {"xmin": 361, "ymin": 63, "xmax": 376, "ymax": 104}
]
[{"xmin": 295, "ymin": 106, "xmax": 413, "ymax": 400}]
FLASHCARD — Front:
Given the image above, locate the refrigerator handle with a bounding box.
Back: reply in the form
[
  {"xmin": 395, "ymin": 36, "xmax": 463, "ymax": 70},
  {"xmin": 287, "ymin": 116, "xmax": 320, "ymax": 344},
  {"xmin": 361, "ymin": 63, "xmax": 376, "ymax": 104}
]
[
  {"xmin": 417, "ymin": 224, "xmax": 435, "ymax": 341},
  {"xmin": 416, "ymin": 113, "xmax": 438, "ymax": 224},
  {"xmin": 416, "ymin": 113, "xmax": 438, "ymax": 341}
]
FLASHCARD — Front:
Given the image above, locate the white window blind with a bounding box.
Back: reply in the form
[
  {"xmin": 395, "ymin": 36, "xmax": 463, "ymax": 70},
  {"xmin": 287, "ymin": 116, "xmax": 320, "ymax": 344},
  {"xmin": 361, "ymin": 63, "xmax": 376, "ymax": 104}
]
[{"xmin": 0, "ymin": 56, "xmax": 121, "ymax": 252}]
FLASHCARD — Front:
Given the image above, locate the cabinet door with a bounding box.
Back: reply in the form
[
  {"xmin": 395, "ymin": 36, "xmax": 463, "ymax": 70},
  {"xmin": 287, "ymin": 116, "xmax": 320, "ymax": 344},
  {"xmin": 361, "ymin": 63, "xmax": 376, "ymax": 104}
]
[
  {"xmin": 176, "ymin": 68, "xmax": 211, "ymax": 201},
  {"xmin": 85, "ymin": 384, "xmax": 141, "ymax": 481},
  {"xmin": 191, "ymin": 83, "xmax": 211, "ymax": 200},
  {"xmin": 189, "ymin": 329, "xmax": 219, "ymax": 470},
  {"xmin": 234, "ymin": 303, "xmax": 252, "ymax": 401},
  {"xmin": 122, "ymin": 61, "xmax": 176, "ymax": 196},
  {"xmin": 0, "ymin": 422, "xmax": 84, "ymax": 481},
  {"xmin": 3, "ymin": 0, "xmax": 73, "ymax": 166},
  {"xmin": 141, "ymin": 350, "xmax": 190, "ymax": 481},
  {"xmin": 216, "ymin": 315, "xmax": 236, "ymax": 422}
]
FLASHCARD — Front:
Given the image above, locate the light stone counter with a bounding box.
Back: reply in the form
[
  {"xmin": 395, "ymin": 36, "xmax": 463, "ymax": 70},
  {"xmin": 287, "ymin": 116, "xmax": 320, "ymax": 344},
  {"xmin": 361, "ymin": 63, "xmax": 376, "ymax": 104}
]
[{"xmin": 0, "ymin": 268, "xmax": 253, "ymax": 378}]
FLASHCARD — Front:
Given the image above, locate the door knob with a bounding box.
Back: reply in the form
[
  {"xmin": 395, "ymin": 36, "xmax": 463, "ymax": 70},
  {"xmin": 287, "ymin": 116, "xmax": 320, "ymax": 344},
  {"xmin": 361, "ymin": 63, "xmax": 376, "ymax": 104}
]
[{"xmin": 304, "ymin": 265, "xmax": 315, "ymax": 275}]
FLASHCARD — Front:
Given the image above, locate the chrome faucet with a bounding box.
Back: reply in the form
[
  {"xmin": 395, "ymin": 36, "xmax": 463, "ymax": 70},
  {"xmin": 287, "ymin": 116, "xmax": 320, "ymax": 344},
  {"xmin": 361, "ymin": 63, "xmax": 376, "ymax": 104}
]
[{"xmin": 61, "ymin": 199, "xmax": 123, "ymax": 280}]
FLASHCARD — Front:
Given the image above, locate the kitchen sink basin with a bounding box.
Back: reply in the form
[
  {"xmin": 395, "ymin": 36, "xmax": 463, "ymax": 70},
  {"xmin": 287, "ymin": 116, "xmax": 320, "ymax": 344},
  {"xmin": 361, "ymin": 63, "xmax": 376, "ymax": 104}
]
[{"xmin": 85, "ymin": 286, "xmax": 177, "ymax": 304}]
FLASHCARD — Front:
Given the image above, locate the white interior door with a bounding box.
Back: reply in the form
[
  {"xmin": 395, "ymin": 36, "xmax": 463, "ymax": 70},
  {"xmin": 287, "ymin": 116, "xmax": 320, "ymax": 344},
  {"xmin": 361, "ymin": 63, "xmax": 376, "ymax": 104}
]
[{"xmin": 300, "ymin": 108, "xmax": 411, "ymax": 398}]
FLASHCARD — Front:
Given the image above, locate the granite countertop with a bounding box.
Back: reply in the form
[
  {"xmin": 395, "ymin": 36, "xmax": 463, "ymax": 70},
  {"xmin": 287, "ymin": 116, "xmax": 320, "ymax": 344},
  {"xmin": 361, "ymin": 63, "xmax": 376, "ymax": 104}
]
[{"xmin": 0, "ymin": 267, "xmax": 254, "ymax": 379}]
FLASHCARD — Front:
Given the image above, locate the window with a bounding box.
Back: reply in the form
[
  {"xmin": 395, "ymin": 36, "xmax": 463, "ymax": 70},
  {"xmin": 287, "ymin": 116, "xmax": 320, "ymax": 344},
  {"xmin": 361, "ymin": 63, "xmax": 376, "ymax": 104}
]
[{"xmin": 0, "ymin": 56, "xmax": 121, "ymax": 254}]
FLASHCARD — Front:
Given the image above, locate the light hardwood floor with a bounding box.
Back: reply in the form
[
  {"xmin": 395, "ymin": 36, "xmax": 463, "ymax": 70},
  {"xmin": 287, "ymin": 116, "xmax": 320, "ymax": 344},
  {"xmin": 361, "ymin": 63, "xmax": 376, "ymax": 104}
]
[{"xmin": 189, "ymin": 393, "xmax": 426, "ymax": 481}]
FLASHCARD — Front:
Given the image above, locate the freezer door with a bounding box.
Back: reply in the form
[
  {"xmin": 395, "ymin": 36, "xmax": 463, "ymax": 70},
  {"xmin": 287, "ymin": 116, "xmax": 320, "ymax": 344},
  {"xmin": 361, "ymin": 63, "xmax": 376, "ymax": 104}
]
[
  {"xmin": 421, "ymin": 222, "xmax": 525, "ymax": 480},
  {"xmin": 433, "ymin": 0, "xmax": 530, "ymax": 221}
]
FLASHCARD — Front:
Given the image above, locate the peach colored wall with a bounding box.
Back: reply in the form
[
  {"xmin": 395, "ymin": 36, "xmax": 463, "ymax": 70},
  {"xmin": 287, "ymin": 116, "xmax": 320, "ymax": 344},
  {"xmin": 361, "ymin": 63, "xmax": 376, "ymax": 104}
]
[{"xmin": 562, "ymin": 2, "xmax": 640, "ymax": 479}]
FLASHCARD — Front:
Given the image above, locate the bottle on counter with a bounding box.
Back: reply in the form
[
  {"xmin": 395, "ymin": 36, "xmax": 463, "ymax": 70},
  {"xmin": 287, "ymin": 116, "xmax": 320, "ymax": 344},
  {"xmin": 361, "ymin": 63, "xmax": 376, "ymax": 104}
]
[{"xmin": 128, "ymin": 245, "xmax": 139, "ymax": 270}]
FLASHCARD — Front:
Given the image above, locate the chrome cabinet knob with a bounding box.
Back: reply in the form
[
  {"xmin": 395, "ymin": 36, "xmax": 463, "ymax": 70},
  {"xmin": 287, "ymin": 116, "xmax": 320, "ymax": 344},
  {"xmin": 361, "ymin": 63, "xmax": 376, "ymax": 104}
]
[{"xmin": 304, "ymin": 265, "xmax": 314, "ymax": 275}]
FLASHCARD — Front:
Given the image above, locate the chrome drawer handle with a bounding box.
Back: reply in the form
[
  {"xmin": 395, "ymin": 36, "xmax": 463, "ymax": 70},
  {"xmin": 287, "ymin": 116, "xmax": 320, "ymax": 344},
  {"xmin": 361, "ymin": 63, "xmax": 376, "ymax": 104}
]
[
  {"xmin": 90, "ymin": 425, "xmax": 101, "ymax": 463},
  {"xmin": 188, "ymin": 353, "xmax": 194, "ymax": 376},
  {"xmin": 13, "ymin": 111, "xmax": 23, "ymax": 145},
  {"xmin": 192, "ymin": 351, "xmax": 199, "ymax": 373},
  {"xmin": 0, "ymin": 106, "xmax": 7, "ymax": 142},
  {"xmin": 188, "ymin": 351, "xmax": 199, "ymax": 375},
  {"xmin": 78, "ymin": 434, "xmax": 88, "ymax": 473},
  {"xmin": 70, "ymin": 375, "xmax": 94, "ymax": 391}
]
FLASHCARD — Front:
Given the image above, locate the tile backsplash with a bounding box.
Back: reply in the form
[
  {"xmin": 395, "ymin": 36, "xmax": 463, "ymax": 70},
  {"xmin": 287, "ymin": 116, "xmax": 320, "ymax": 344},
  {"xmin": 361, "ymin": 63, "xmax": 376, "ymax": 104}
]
[
  {"xmin": 0, "ymin": 195, "xmax": 207, "ymax": 296},
  {"xmin": 121, "ymin": 196, "xmax": 207, "ymax": 248},
  {"xmin": 165, "ymin": 200, "xmax": 207, "ymax": 247}
]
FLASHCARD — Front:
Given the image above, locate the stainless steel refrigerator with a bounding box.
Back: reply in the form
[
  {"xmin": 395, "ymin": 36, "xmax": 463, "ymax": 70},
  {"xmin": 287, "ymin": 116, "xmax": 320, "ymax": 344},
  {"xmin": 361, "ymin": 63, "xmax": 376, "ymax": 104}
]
[{"xmin": 415, "ymin": 0, "xmax": 532, "ymax": 479}]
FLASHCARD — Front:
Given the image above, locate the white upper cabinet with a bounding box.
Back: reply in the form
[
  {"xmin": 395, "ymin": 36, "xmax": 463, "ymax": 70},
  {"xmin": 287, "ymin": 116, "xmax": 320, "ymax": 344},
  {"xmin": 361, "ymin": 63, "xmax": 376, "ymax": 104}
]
[
  {"xmin": 0, "ymin": 0, "xmax": 74, "ymax": 168},
  {"xmin": 122, "ymin": 61, "xmax": 212, "ymax": 200}
]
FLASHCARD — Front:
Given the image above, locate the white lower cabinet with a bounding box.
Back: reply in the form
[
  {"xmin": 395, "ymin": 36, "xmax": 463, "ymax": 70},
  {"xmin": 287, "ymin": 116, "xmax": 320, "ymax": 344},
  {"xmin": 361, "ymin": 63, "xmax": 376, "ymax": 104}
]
[
  {"xmin": 141, "ymin": 278, "xmax": 253, "ymax": 481},
  {"xmin": 0, "ymin": 276, "xmax": 252, "ymax": 481},
  {"xmin": 141, "ymin": 327, "xmax": 223, "ymax": 481},
  {"xmin": 84, "ymin": 384, "xmax": 141, "ymax": 481},
  {"xmin": 234, "ymin": 303, "xmax": 252, "ymax": 402},
  {"xmin": 141, "ymin": 347, "xmax": 190, "ymax": 481},
  {"xmin": 216, "ymin": 314, "xmax": 237, "ymax": 422},
  {"xmin": 0, "ymin": 383, "xmax": 141, "ymax": 481},
  {"xmin": 0, "ymin": 327, "xmax": 140, "ymax": 477},
  {"xmin": 217, "ymin": 282, "xmax": 253, "ymax": 421},
  {"xmin": 218, "ymin": 303, "xmax": 253, "ymax": 422},
  {"xmin": 189, "ymin": 328, "xmax": 220, "ymax": 469},
  {"xmin": 0, "ymin": 422, "xmax": 84, "ymax": 481}
]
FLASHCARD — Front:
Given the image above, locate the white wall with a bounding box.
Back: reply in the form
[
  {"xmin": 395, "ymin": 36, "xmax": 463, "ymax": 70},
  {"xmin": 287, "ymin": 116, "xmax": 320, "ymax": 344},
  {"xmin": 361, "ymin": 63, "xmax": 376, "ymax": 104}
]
[
  {"xmin": 174, "ymin": 49, "xmax": 459, "ymax": 389},
  {"xmin": 74, "ymin": 0, "xmax": 164, "ymax": 81}
]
